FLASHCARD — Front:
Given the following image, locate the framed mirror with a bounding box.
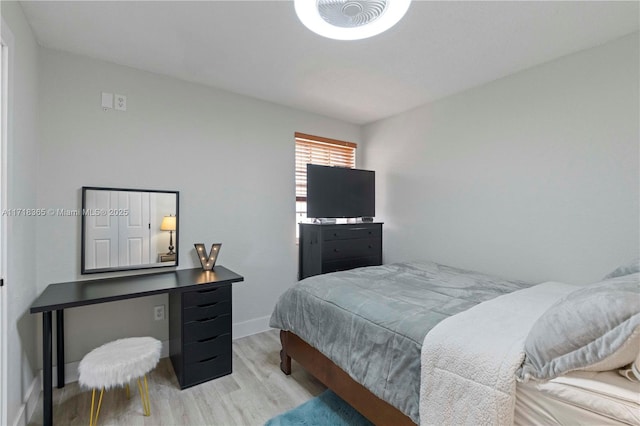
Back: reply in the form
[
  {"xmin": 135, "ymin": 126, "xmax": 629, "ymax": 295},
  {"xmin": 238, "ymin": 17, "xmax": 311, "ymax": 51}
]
[{"xmin": 81, "ymin": 187, "xmax": 179, "ymax": 274}]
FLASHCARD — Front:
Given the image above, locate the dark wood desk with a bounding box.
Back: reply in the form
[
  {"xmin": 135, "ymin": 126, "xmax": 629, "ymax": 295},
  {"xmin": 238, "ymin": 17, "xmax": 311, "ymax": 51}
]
[{"xmin": 30, "ymin": 266, "xmax": 244, "ymax": 426}]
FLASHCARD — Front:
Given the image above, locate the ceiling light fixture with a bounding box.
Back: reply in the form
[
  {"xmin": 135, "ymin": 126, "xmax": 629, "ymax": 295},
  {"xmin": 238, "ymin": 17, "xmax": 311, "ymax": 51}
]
[{"xmin": 295, "ymin": 0, "xmax": 411, "ymax": 41}]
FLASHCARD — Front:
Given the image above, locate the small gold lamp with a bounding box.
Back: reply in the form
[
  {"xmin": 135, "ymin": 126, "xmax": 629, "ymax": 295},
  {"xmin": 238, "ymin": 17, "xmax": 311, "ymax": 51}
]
[{"xmin": 160, "ymin": 215, "xmax": 177, "ymax": 255}]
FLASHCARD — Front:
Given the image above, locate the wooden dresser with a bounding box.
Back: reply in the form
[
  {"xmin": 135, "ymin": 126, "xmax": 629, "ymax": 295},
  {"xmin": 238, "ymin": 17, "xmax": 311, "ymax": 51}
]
[{"xmin": 298, "ymin": 222, "xmax": 383, "ymax": 280}]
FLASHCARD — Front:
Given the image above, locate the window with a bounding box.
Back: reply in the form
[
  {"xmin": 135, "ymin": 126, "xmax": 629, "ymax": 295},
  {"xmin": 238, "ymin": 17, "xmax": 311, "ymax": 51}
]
[{"xmin": 295, "ymin": 132, "xmax": 357, "ymax": 227}]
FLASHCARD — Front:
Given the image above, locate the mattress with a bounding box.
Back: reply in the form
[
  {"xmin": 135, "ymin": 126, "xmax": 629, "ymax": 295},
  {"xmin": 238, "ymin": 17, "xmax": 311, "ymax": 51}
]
[
  {"xmin": 270, "ymin": 261, "xmax": 531, "ymax": 423},
  {"xmin": 515, "ymin": 370, "xmax": 640, "ymax": 425}
]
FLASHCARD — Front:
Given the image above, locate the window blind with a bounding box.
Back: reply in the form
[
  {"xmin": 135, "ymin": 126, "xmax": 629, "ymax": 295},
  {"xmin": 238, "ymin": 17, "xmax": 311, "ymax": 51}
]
[{"xmin": 295, "ymin": 132, "xmax": 357, "ymax": 202}]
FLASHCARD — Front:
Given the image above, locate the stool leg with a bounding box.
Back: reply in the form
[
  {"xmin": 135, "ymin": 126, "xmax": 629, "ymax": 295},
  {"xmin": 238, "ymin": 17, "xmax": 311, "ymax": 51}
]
[
  {"xmin": 89, "ymin": 388, "xmax": 105, "ymax": 426},
  {"xmin": 137, "ymin": 377, "xmax": 151, "ymax": 416},
  {"xmin": 90, "ymin": 389, "xmax": 96, "ymax": 426},
  {"xmin": 144, "ymin": 375, "xmax": 151, "ymax": 415},
  {"xmin": 94, "ymin": 388, "xmax": 105, "ymax": 426},
  {"xmin": 125, "ymin": 383, "xmax": 130, "ymax": 399}
]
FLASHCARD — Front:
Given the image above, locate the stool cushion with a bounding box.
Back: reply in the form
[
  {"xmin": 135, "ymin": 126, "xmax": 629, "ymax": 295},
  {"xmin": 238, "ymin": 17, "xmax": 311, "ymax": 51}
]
[{"xmin": 78, "ymin": 337, "xmax": 161, "ymax": 389}]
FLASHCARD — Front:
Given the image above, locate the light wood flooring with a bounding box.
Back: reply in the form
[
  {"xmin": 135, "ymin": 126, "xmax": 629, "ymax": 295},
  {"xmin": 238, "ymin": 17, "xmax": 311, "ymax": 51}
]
[{"xmin": 29, "ymin": 329, "xmax": 326, "ymax": 425}]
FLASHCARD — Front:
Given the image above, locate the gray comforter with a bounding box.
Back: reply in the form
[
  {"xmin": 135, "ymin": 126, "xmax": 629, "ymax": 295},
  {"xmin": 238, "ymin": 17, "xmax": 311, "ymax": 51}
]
[{"xmin": 269, "ymin": 261, "xmax": 531, "ymax": 423}]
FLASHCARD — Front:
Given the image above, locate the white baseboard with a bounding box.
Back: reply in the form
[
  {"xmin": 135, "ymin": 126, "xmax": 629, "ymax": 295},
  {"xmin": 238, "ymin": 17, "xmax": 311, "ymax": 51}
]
[
  {"xmin": 25, "ymin": 377, "xmax": 40, "ymax": 426},
  {"xmin": 11, "ymin": 376, "xmax": 40, "ymax": 426},
  {"xmin": 232, "ymin": 315, "xmax": 272, "ymax": 339},
  {"xmin": 160, "ymin": 339, "xmax": 169, "ymax": 358}
]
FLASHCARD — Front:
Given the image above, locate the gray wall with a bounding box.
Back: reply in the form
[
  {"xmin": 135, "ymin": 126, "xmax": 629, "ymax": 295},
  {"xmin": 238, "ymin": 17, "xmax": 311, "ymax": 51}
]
[
  {"xmin": 363, "ymin": 33, "xmax": 639, "ymax": 284},
  {"xmin": 36, "ymin": 48, "xmax": 361, "ymax": 366},
  {"xmin": 1, "ymin": 2, "xmax": 39, "ymax": 424}
]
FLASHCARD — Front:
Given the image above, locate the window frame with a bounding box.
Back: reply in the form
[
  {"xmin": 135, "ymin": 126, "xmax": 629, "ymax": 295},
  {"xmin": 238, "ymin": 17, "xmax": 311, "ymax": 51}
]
[{"xmin": 295, "ymin": 132, "xmax": 357, "ymax": 228}]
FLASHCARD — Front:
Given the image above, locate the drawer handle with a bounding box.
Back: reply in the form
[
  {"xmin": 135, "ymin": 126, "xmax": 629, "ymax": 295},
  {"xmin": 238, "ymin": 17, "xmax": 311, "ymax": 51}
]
[
  {"xmin": 199, "ymin": 355, "xmax": 219, "ymax": 363},
  {"xmin": 197, "ymin": 335, "xmax": 222, "ymax": 343},
  {"xmin": 333, "ymin": 249, "xmax": 340, "ymax": 253},
  {"xmin": 368, "ymin": 245, "xmax": 373, "ymax": 249},
  {"xmin": 198, "ymin": 288, "xmax": 220, "ymax": 294},
  {"xmin": 333, "ymin": 233, "xmax": 339, "ymax": 237},
  {"xmin": 197, "ymin": 302, "xmax": 219, "ymax": 308},
  {"xmin": 197, "ymin": 315, "xmax": 219, "ymax": 323}
]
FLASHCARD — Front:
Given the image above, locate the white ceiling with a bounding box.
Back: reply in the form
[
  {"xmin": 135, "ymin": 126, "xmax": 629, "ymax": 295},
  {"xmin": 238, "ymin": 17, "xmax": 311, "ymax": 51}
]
[{"xmin": 20, "ymin": 1, "xmax": 639, "ymax": 125}]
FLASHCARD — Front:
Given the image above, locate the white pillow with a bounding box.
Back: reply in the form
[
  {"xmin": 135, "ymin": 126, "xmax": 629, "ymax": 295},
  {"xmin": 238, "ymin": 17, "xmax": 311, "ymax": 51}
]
[
  {"xmin": 603, "ymin": 258, "xmax": 640, "ymax": 280},
  {"xmin": 518, "ymin": 273, "xmax": 640, "ymax": 382}
]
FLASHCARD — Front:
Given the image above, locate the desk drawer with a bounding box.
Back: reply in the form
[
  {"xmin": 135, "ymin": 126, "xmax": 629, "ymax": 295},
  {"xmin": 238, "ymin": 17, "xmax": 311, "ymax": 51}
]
[
  {"xmin": 322, "ymin": 238, "xmax": 381, "ymax": 261},
  {"xmin": 183, "ymin": 313, "xmax": 231, "ymax": 344},
  {"xmin": 183, "ymin": 333, "xmax": 231, "ymax": 364},
  {"xmin": 183, "ymin": 285, "xmax": 230, "ymax": 308},
  {"xmin": 322, "ymin": 225, "xmax": 381, "ymax": 241},
  {"xmin": 184, "ymin": 351, "xmax": 232, "ymax": 386},
  {"xmin": 183, "ymin": 300, "xmax": 231, "ymax": 323}
]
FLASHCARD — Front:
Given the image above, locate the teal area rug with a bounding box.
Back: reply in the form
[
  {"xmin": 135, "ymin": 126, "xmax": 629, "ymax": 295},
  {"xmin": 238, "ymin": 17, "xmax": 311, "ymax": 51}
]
[{"xmin": 265, "ymin": 390, "xmax": 374, "ymax": 426}]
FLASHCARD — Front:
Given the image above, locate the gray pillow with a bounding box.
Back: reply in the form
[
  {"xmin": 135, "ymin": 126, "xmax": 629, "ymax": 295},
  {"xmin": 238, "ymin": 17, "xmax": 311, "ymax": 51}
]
[
  {"xmin": 518, "ymin": 273, "xmax": 640, "ymax": 382},
  {"xmin": 603, "ymin": 258, "xmax": 640, "ymax": 280}
]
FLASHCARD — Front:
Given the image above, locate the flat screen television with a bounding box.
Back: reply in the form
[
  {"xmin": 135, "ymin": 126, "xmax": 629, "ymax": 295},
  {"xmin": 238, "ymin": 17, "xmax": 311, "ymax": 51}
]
[{"xmin": 306, "ymin": 164, "xmax": 375, "ymax": 218}]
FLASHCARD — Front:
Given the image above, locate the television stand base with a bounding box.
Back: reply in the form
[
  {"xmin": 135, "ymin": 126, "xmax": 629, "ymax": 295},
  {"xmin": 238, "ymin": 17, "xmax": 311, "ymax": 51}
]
[{"xmin": 313, "ymin": 218, "xmax": 337, "ymax": 224}]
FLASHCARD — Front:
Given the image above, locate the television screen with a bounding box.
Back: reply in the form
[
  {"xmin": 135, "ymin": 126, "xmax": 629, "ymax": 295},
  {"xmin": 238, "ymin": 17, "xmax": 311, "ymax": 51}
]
[{"xmin": 306, "ymin": 164, "xmax": 375, "ymax": 218}]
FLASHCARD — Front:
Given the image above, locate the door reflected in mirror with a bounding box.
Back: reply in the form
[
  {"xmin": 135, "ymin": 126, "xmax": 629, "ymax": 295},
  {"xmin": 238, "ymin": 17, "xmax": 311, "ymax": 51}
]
[{"xmin": 81, "ymin": 187, "xmax": 179, "ymax": 274}]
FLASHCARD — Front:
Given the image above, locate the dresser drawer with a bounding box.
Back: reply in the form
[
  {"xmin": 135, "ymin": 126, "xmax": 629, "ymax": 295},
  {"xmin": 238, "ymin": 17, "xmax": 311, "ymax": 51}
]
[
  {"xmin": 183, "ymin": 300, "xmax": 231, "ymax": 323},
  {"xmin": 322, "ymin": 225, "xmax": 381, "ymax": 241},
  {"xmin": 183, "ymin": 285, "xmax": 230, "ymax": 308},
  {"xmin": 183, "ymin": 351, "xmax": 232, "ymax": 387},
  {"xmin": 322, "ymin": 238, "xmax": 381, "ymax": 261},
  {"xmin": 183, "ymin": 313, "xmax": 231, "ymax": 344},
  {"xmin": 322, "ymin": 256, "xmax": 382, "ymax": 274},
  {"xmin": 183, "ymin": 333, "xmax": 231, "ymax": 364}
]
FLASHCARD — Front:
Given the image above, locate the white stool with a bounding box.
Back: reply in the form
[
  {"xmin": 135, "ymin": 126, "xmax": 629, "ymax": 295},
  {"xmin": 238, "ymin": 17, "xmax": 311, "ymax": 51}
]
[{"xmin": 78, "ymin": 337, "xmax": 161, "ymax": 426}]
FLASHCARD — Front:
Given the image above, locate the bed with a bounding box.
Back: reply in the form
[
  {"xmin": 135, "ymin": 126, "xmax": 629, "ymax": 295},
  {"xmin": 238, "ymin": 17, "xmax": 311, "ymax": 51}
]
[
  {"xmin": 270, "ymin": 260, "xmax": 640, "ymax": 425},
  {"xmin": 515, "ymin": 370, "xmax": 640, "ymax": 425}
]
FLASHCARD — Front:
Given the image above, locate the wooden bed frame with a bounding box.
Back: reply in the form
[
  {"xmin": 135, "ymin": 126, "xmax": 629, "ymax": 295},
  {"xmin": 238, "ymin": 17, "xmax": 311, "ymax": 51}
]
[{"xmin": 279, "ymin": 330, "xmax": 415, "ymax": 426}]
